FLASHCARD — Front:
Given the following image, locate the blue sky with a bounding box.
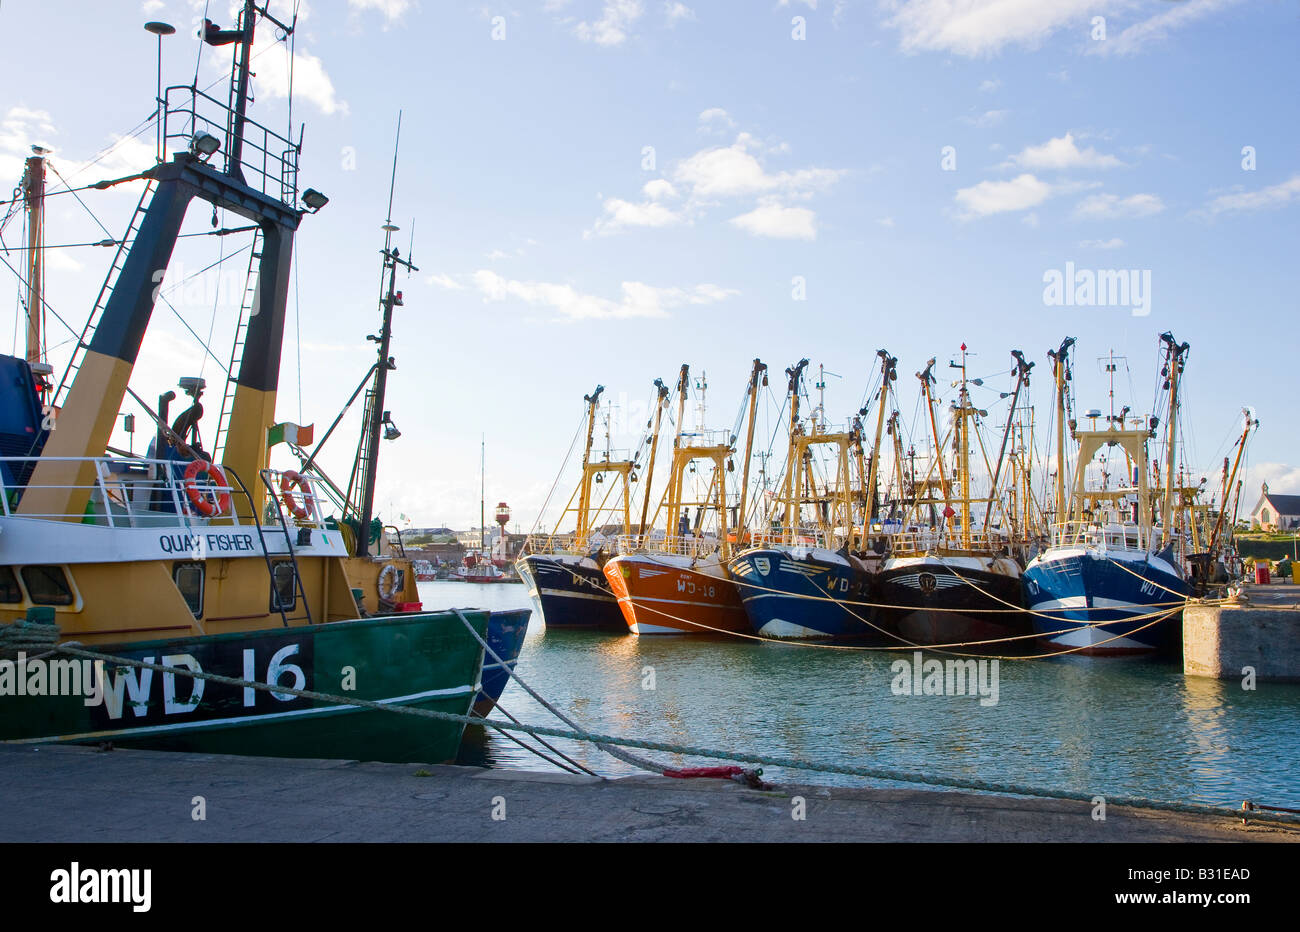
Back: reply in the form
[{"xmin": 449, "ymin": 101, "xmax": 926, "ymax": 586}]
[{"xmin": 1, "ymin": 0, "xmax": 1297, "ymax": 530}]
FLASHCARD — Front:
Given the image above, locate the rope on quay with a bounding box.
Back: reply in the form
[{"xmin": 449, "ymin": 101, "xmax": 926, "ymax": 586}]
[
  {"xmin": 32, "ymin": 645, "xmax": 1300, "ymax": 828},
  {"xmin": 450, "ymin": 609, "xmax": 671, "ymax": 776}
]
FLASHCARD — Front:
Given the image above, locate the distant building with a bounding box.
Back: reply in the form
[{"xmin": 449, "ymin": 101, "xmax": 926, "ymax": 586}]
[{"xmin": 1250, "ymin": 485, "xmax": 1300, "ymax": 531}]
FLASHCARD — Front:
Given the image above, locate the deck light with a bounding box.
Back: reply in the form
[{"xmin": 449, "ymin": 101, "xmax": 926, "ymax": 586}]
[
  {"xmin": 302, "ymin": 188, "xmax": 329, "ymax": 212},
  {"xmin": 191, "ymin": 132, "xmax": 220, "ymax": 158}
]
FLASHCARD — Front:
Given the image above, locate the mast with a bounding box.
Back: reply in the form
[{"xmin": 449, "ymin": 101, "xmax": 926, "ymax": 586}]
[
  {"xmin": 22, "ymin": 151, "xmax": 46, "ymax": 365},
  {"xmin": 735, "ymin": 359, "xmax": 767, "ymax": 544},
  {"xmin": 917, "ymin": 358, "xmax": 950, "ymax": 511},
  {"xmin": 1159, "ymin": 331, "xmax": 1189, "ymax": 547},
  {"xmin": 1048, "ymin": 337, "xmax": 1075, "ymax": 531},
  {"xmin": 637, "ymin": 378, "xmax": 670, "ymax": 539},
  {"xmin": 951, "ymin": 346, "xmax": 972, "ymax": 548},
  {"xmin": 574, "ymin": 385, "xmax": 603, "ymax": 550},
  {"xmin": 354, "ymin": 238, "xmax": 414, "ymax": 557},
  {"xmin": 480, "ymin": 437, "xmax": 485, "ymax": 553},
  {"xmin": 983, "ymin": 349, "xmax": 1034, "ymax": 534},
  {"xmin": 864, "ymin": 350, "xmax": 896, "ymax": 537},
  {"xmin": 781, "ymin": 359, "xmax": 809, "ymax": 542}
]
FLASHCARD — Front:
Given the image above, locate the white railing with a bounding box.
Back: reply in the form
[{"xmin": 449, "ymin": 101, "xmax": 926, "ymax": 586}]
[
  {"xmin": 0, "ymin": 456, "xmax": 327, "ymax": 531},
  {"xmin": 615, "ymin": 533, "xmax": 723, "ymax": 558},
  {"xmin": 887, "ymin": 527, "xmax": 1013, "ymax": 555},
  {"xmin": 1047, "ymin": 521, "xmax": 1151, "ymax": 552}
]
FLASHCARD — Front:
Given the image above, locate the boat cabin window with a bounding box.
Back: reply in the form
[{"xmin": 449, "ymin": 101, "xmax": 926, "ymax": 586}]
[
  {"xmin": 0, "ymin": 566, "xmax": 21, "ymax": 603},
  {"xmin": 269, "ymin": 560, "xmax": 297, "ymax": 612},
  {"xmin": 173, "ymin": 562, "xmax": 204, "ymax": 619},
  {"xmin": 20, "ymin": 565, "xmax": 74, "ymax": 606}
]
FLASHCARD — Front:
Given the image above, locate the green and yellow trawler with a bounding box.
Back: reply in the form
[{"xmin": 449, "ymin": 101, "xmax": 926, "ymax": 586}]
[{"xmin": 0, "ymin": 4, "xmax": 488, "ymax": 763}]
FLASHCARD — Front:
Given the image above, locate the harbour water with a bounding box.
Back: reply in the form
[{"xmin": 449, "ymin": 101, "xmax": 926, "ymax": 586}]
[{"xmin": 421, "ymin": 581, "xmax": 1300, "ymax": 809}]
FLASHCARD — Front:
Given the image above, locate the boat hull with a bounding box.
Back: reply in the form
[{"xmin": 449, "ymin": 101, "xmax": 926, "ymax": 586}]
[
  {"xmin": 729, "ymin": 547, "xmax": 877, "ymax": 640},
  {"xmin": 472, "ymin": 607, "xmax": 531, "ymax": 716},
  {"xmin": 876, "ymin": 555, "xmax": 1028, "ymax": 648},
  {"xmin": 604, "ymin": 555, "xmax": 748, "ymax": 635},
  {"xmin": 0, "ymin": 610, "xmax": 488, "ymax": 764},
  {"xmin": 1023, "ymin": 548, "xmax": 1188, "ymax": 655},
  {"xmin": 517, "ymin": 554, "xmax": 625, "ymax": 631}
]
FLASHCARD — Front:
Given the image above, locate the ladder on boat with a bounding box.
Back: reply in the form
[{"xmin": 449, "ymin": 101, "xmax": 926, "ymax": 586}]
[
  {"xmin": 220, "ymin": 467, "xmax": 315, "ymax": 627},
  {"xmin": 213, "ymin": 227, "xmax": 263, "ymax": 461},
  {"xmin": 51, "ymin": 180, "xmax": 157, "ymax": 410}
]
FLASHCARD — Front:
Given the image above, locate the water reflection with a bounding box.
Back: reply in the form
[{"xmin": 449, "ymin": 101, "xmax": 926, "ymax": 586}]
[{"xmin": 421, "ymin": 581, "xmax": 1300, "ymax": 807}]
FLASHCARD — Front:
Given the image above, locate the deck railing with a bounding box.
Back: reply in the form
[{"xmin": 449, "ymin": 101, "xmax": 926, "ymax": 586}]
[
  {"xmin": 162, "ymin": 84, "xmax": 301, "ymax": 208},
  {"xmin": 0, "ymin": 456, "xmax": 327, "ymax": 531}
]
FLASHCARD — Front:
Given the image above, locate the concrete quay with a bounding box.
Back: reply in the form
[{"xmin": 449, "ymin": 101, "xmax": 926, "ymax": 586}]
[
  {"xmin": 2, "ymin": 744, "xmax": 1296, "ymax": 843},
  {"xmin": 1185, "ymin": 582, "xmax": 1300, "ymax": 682}
]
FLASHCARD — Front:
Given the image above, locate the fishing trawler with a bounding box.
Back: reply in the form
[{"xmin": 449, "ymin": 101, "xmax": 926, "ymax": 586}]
[
  {"xmin": 875, "ymin": 347, "xmax": 1030, "ymax": 648},
  {"xmin": 0, "ymin": 5, "xmax": 492, "ymax": 763},
  {"xmin": 1022, "ymin": 335, "xmax": 1202, "ymax": 654},
  {"xmin": 729, "ymin": 358, "xmax": 877, "ymax": 640},
  {"xmin": 516, "ymin": 384, "xmax": 649, "ymax": 629},
  {"xmin": 603, "ymin": 362, "xmax": 764, "ymax": 635}
]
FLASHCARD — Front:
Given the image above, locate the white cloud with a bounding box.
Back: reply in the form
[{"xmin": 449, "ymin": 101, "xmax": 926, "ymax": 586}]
[
  {"xmin": 961, "ymin": 109, "xmax": 1008, "ymax": 129},
  {"xmin": 673, "ymin": 134, "xmax": 842, "ymax": 199},
  {"xmin": 978, "ymin": 78, "xmax": 1001, "ymax": 93},
  {"xmin": 427, "ymin": 273, "xmax": 464, "ymax": 290},
  {"xmin": 642, "ymin": 178, "xmax": 678, "ymax": 200},
  {"xmin": 488, "ymin": 249, "xmax": 510, "ymax": 260},
  {"xmin": 575, "ymin": 0, "xmax": 644, "ymax": 46},
  {"xmin": 1245, "ymin": 462, "xmax": 1300, "ymax": 498},
  {"xmin": 1004, "ymin": 132, "xmax": 1122, "ymax": 171},
  {"xmin": 884, "ymin": 0, "xmax": 1241, "ymax": 58},
  {"xmin": 140, "ymin": 0, "xmax": 165, "ymax": 12},
  {"xmin": 665, "ymin": 2, "xmax": 695, "ymax": 25},
  {"xmin": 254, "ymin": 48, "xmax": 347, "ymax": 116},
  {"xmin": 1074, "ymin": 192, "xmax": 1164, "ymax": 219},
  {"xmin": 589, "ymin": 196, "xmax": 683, "ymax": 235},
  {"xmin": 347, "ymin": 0, "xmax": 413, "ymax": 23},
  {"xmin": 1198, "ymin": 174, "xmax": 1300, "ymax": 217},
  {"xmin": 589, "ymin": 128, "xmax": 841, "ymax": 238},
  {"xmin": 1092, "ymin": 0, "xmax": 1245, "ymax": 57},
  {"xmin": 729, "ymin": 203, "xmax": 817, "ymax": 240},
  {"xmin": 954, "ymin": 173, "xmax": 1052, "ymax": 218},
  {"xmin": 698, "ymin": 107, "xmax": 736, "ymax": 131},
  {"xmin": 884, "ymin": 0, "xmax": 1104, "ymax": 57},
  {"xmin": 469, "ymin": 269, "xmax": 736, "ymax": 321},
  {"xmin": 878, "ymin": 216, "xmax": 895, "ymax": 227},
  {"xmin": 1079, "ymin": 237, "xmax": 1125, "ymax": 249}
]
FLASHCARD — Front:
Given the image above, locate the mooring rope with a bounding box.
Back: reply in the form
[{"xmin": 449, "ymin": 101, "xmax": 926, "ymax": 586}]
[
  {"xmin": 450, "ymin": 609, "xmax": 668, "ymax": 775},
  {"xmin": 26, "ymin": 645, "xmax": 1300, "ymax": 828}
]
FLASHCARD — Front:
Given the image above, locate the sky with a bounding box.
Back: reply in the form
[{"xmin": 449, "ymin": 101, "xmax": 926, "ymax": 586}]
[{"xmin": 1, "ymin": 0, "xmax": 1297, "ymax": 533}]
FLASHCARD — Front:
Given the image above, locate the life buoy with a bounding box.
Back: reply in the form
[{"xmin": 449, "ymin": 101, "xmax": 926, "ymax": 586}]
[
  {"xmin": 183, "ymin": 460, "xmax": 231, "ymax": 518},
  {"xmin": 280, "ymin": 470, "xmax": 313, "ymax": 520},
  {"xmin": 377, "ymin": 563, "xmax": 403, "ymax": 602}
]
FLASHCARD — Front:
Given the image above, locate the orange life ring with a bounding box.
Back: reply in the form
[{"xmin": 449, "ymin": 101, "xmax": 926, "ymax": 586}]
[
  {"xmin": 280, "ymin": 470, "xmax": 313, "ymax": 520},
  {"xmin": 183, "ymin": 460, "xmax": 231, "ymax": 518}
]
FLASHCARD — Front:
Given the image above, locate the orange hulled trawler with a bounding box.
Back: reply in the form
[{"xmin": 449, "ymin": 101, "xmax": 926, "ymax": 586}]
[{"xmin": 603, "ymin": 360, "xmax": 766, "ymax": 635}]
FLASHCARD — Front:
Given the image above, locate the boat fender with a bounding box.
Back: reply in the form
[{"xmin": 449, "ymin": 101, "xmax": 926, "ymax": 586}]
[
  {"xmin": 280, "ymin": 470, "xmax": 314, "ymax": 520},
  {"xmin": 377, "ymin": 563, "xmax": 404, "ymax": 601},
  {"xmin": 183, "ymin": 460, "xmax": 231, "ymax": 518}
]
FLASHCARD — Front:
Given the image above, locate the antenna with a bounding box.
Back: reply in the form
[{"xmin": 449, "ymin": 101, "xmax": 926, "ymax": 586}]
[{"xmin": 383, "ymin": 111, "xmax": 402, "ymax": 253}]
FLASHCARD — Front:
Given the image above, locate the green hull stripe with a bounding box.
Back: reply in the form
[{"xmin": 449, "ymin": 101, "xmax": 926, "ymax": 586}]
[{"xmin": 4, "ymin": 684, "xmax": 475, "ymax": 745}]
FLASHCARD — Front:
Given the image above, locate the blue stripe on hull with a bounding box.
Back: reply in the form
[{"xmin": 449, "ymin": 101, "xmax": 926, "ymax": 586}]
[
  {"xmin": 473, "ymin": 608, "xmax": 532, "ymax": 713},
  {"xmin": 730, "ymin": 549, "xmax": 875, "ymax": 640},
  {"xmin": 1022, "ymin": 550, "xmax": 1188, "ymax": 654},
  {"xmin": 517, "ymin": 556, "xmax": 625, "ymax": 631}
]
